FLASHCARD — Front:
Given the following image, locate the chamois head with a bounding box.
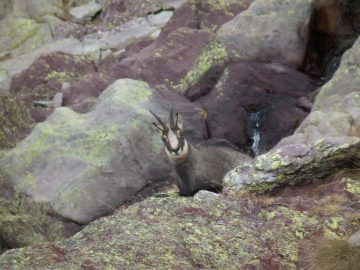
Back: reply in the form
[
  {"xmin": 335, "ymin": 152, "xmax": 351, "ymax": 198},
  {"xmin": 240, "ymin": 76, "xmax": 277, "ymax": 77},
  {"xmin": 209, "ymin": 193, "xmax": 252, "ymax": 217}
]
[{"xmin": 150, "ymin": 103, "xmax": 188, "ymax": 164}]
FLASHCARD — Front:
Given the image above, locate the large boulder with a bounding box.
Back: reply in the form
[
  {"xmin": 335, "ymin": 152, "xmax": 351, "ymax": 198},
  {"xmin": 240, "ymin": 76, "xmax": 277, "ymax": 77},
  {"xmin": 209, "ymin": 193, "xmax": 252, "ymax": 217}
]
[
  {"xmin": 224, "ymin": 136, "xmax": 360, "ymax": 193},
  {"xmin": 110, "ymin": 27, "xmax": 213, "ymax": 91},
  {"xmin": 28, "ymin": 0, "xmax": 64, "ymax": 22},
  {"xmin": 277, "ymin": 35, "xmax": 360, "ymax": 146},
  {"xmin": 0, "ymin": 92, "xmax": 35, "ymax": 149},
  {"xmin": 201, "ymin": 62, "xmax": 313, "ymax": 150},
  {"xmin": 8, "ymin": 52, "xmax": 96, "ymax": 122},
  {"xmin": 176, "ymin": 0, "xmax": 314, "ymax": 92},
  {"xmin": 0, "ymin": 79, "xmax": 207, "ymax": 229},
  {"xmin": 0, "ymin": 177, "xmax": 358, "ymax": 268},
  {"xmin": 0, "ymin": 37, "xmax": 84, "ymax": 80}
]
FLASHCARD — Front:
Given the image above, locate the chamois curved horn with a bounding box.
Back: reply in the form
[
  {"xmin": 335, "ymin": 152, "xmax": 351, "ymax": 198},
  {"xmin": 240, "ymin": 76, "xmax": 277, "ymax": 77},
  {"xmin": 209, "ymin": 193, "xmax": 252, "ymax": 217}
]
[
  {"xmin": 149, "ymin": 110, "xmax": 168, "ymax": 131},
  {"xmin": 169, "ymin": 102, "xmax": 175, "ymax": 129}
]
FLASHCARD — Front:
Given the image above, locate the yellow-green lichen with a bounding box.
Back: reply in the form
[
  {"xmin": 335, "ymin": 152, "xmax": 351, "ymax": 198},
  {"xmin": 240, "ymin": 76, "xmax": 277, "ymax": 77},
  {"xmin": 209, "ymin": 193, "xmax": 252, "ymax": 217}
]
[
  {"xmin": 173, "ymin": 39, "xmax": 228, "ymax": 92},
  {"xmin": 341, "ymin": 178, "xmax": 360, "ymax": 198}
]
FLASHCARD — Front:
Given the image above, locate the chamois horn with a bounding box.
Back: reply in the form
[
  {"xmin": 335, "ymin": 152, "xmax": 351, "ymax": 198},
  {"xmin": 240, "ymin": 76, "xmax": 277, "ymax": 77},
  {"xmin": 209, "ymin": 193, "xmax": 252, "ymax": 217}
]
[
  {"xmin": 169, "ymin": 102, "xmax": 176, "ymax": 129},
  {"xmin": 149, "ymin": 110, "xmax": 169, "ymax": 131}
]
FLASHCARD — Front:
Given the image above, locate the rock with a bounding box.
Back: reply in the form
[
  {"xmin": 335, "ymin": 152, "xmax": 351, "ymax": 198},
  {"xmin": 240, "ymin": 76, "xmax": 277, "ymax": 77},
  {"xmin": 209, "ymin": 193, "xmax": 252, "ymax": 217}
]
[
  {"xmin": 349, "ymin": 230, "xmax": 360, "ymax": 247},
  {"xmin": 201, "ymin": 62, "xmax": 313, "ymax": 149},
  {"xmin": 41, "ymin": 15, "xmax": 66, "ymax": 40},
  {"xmin": 177, "ymin": 0, "xmax": 313, "ymax": 92},
  {"xmin": 0, "ymin": 37, "xmax": 84, "ymax": 78},
  {"xmin": 10, "ymin": 52, "xmax": 95, "ymax": 100},
  {"xmin": 194, "ymin": 190, "xmax": 219, "ymax": 203},
  {"xmin": 272, "ymin": 133, "xmax": 308, "ymax": 150},
  {"xmin": 298, "ymin": 96, "xmax": 313, "ymax": 112},
  {"xmin": 69, "ymin": 0, "xmax": 102, "ymax": 21},
  {"xmin": 61, "ymin": 72, "xmax": 111, "ymax": 113},
  {"xmin": 100, "ymin": 49, "xmax": 112, "ymax": 61},
  {"xmin": 0, "ymin": 0, "xmax": 11, "ymax": 20},
  {"xmin": 0, "ymin": 93, "xmax": 35, "ymax": 148},
  {"xmin": 123, "ymin": 36, "xmax": 155, "ymax": 59},
  {"xmin": 82, "ymin": 38, "xmax": 101, "ymax": 64},
  {"xmin": 259, "ymin": 103, "xmax": 308, "ymax": 150},
  {"xmin": 296, "ymin": 36, "xmax": 360, "ymax": 143},
  {"xmin": 0, "ymin": 186, "xmax": 356, "ymax": 268},
  {"xmin": 223, "ymin": 136, "xmax": 360, "ymax": 193},
  {"xmin": 97, "ymin": 18, "xmax": 154, "ymax": 50},
  {"xmin": 158, "ymin": 0, "xmax": 255, "ymax": 45},
  {"xmin": 147, "ymin": 11, "xmax": 173, "ymax": 27},
  {"xmin": 110, "ymin": 27, "xmax": 212, "ymax": 92},
  {"xmin": 0, "ymin": 18, "xmax": 51, "ymax": 57},
  {"xmin": 0, "ymin": 79, "xmax": 207, "ymax": 227},
  {"xmin": 0, "ymin": 70, "xmax": 10, "ymax": 91},
  {"xmin": 28, "ymin": 0, "xmax": 64, "ymax": 22},
  {"xmin": 33, "ymin": 92, "xmax": 63, "ymax": 108}
]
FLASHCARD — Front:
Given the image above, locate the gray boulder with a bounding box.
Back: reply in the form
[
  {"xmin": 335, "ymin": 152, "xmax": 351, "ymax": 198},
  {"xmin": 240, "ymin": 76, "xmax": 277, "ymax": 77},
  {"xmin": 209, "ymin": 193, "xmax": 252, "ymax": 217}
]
[
  {"xmin": 224, "ymin": 136, "xmax": 360, "ymax": 193},
  {"xmin": 291, "ymin": 36, "xmax": 360, "ymax": 145},
  {"xmin": 28, "ymin": 0, "xmax": 63, "ymax": 21},
  {"xmin": 69, "ymin": 0, "xmax": 102, "ymax": 21},
  {"xmin": 176, "ymin": 0, "xmax": 313, "ymax": 91},
  {"xmin": 0, "ymin": 79, "xmax": 206, "ymax": 224}
]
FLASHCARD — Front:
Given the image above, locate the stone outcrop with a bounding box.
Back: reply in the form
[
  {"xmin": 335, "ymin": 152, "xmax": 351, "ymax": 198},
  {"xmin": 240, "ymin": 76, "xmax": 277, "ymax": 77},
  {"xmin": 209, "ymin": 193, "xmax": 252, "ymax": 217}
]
[
  {"xmin": 277, "ymin": 35, "xmax": 360, "ymax": 146},
  {"xmin": 0, "ymin": 177, "xmax": 359, "ymax": 269},
  {"xmin": 224, "ymin": 136, "xmax": 360, "ymax": 193},
  {"xmin": 0, "ymin": 79, "xmax": 207, "ymax": 242}
]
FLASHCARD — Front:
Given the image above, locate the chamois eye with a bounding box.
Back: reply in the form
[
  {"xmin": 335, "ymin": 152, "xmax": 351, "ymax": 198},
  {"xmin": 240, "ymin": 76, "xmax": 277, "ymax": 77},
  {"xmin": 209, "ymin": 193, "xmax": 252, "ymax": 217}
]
[
  {"xmin": 177, "ymin": 130, "xmax": 183, "ymax": 137},
  {"xmin": 162, "ymin": 136, "xmax": 168, "ymax": 142}
]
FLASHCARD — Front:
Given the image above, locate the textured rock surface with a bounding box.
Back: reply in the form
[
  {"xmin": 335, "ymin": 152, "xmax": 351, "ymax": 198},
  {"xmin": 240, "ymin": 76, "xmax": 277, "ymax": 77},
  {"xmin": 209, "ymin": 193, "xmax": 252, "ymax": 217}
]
[
  {"xmin": 292, "ymin": 36, "xmax": 360, "ymax": 144},
  {"xmin": 0, "ymin": 79, "xmax": 207, "ymax": 226},
  {"xmin": 0, "ymin": 178, "xmax": 359, "ymax": 269},
  {"xmin": 201, "ymin": 62, "xmax": 313, "ymax": 150},
  {"xmin": 223, "ymin": 136, "xmax": 360, "ymax": 193},
  {"xmin": 176, "ymin": 0, "xmax": 313, "ymax": 92},
  {"xmin": 9, "ymin": 52, "xmax": 96, "ymax": 122}
]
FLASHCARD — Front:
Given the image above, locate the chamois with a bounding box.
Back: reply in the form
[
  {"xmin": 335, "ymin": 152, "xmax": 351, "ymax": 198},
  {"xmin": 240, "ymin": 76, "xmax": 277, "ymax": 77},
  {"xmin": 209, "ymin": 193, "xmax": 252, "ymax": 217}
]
[{"xmin": 150, "ymin": 104, "xmax": 251, "ymax": 196}]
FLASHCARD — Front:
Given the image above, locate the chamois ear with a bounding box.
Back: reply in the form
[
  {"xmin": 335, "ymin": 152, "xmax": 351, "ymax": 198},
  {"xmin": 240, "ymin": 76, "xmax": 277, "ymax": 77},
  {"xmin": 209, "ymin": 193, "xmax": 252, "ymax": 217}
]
[
  {"xmin": 152, "ymin": 123, "xmax": 164, "ymax": 136},
  {"xmin": 176, "ymin": 113, "xmax": 183, "ymax": 130}
]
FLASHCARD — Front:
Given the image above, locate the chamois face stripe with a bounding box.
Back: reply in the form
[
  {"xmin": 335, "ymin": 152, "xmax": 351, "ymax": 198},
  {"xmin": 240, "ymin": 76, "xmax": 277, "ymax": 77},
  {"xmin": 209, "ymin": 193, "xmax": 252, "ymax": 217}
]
[{"xmin": 168, "ymin": 129, "xmax": 178, "ymax": 150}]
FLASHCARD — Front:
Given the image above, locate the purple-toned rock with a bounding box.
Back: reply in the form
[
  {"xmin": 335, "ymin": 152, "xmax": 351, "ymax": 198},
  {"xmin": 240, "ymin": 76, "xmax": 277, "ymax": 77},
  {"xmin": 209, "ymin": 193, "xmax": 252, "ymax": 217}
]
[
  {"xmin": 111, "ymin": 27, "xmax": 212, "ymax": 91},
  {"xmin": 177, "ymin": 0, "xmax": 313, "ymax": 93},
  {"xmin": 10, "ymin": 52, "xmax": 95, "ymax": 98},
  {"xmin": 202, "ymin": 62, "xmax": 314, "ymax": 150},
  {"xmin": 158, "ymin": 0, "xmax": 255, "ymax": 43},
  {"xmin": 260, "ymin": 103, "xmax": 308, "ymax": 150},
  {"xmin": 9, "ymin": 52, "xmax": 96, "ymax": 120}
]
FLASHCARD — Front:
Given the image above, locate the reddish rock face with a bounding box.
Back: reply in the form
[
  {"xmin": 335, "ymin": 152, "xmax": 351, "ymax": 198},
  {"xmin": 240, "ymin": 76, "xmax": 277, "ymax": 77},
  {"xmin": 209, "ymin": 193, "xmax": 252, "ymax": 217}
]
[
  {"xmin": 158, "ymin": 0, "xmax": 255, "ymax": 42},
  {"xmin": 9, "ymin": 52, "xmax": 96, "ymax": 120},
  {"xmin": 202, "ymin": 63, "xmax": 314, "ymax": 151},
  {"xmin": 110, "ymin": 27, "xmax": 212, "ymax": 91},
  {"xmin": 259, "ymin": 103, "xmax": 308, "ymax": 150},
  {"xmin": 10, "ymin": 52, "xmax": 96, "ymax": 97}
]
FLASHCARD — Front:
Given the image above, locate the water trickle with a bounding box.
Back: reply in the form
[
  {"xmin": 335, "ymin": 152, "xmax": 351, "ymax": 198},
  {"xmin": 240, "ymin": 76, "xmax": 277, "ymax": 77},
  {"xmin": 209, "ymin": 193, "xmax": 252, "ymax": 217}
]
[
  {"xmin": 248, "ymin": 112, "xmax": 261, "ymax": 157},
  {"xmin": 248, "ymin": 107, "xmax": 272, "ymax": 157}
]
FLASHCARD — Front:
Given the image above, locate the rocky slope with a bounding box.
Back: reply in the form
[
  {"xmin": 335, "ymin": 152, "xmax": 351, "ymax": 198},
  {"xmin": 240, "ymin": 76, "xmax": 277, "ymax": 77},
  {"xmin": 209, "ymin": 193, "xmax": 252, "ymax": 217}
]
[{"xmin": 0, "ymin": 0, "xmax": 360, "ymax": 268}]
